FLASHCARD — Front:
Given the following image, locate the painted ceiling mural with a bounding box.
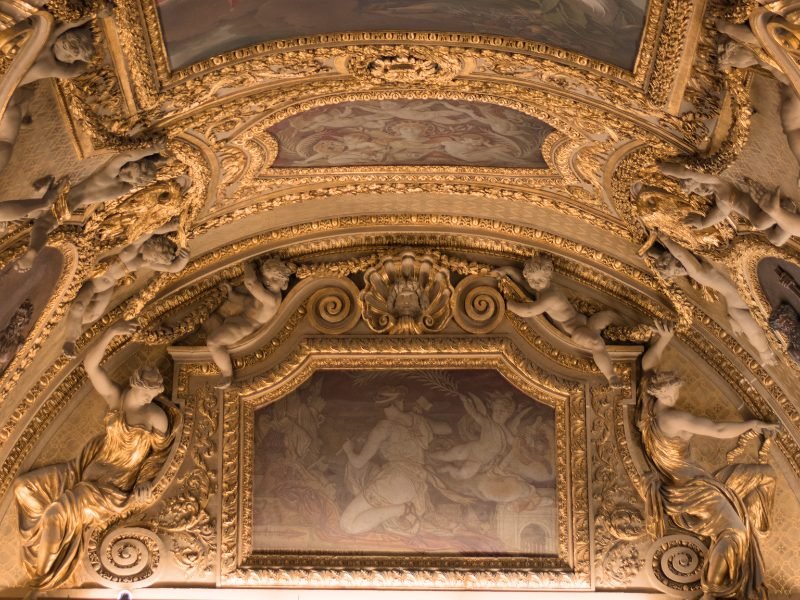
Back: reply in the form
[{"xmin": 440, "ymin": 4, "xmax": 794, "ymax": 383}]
[
  {"xmin": 155, "ymin": 0, "xmax": 649, "ymax": 69},
  {"xmin": 267, "ymin": 100, "xmax": 553, "ymax": 168},
  {"xmin": 3, "ymin": 0, "xmax": 800, "ymax": 598}
]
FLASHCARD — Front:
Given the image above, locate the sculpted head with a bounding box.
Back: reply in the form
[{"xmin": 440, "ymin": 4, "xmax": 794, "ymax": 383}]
[
  {"xmin": 128, "ymin": 365, "xmax": 165, "ymax": 403},
  {"xmin": 653, "ymin": 250, "xmax": 686, "ymax": 280},
  {"xmin": 648, "ymin": 371, "xmax": 683, "ymax": 406},
  {"xmin": 522, "ymin": 254, "xmax": 554, "ymax": 291},
  {"xmin": 118, "ymin": 155, "xmax": 164, "ymax": 187},
  {"xmin": 140, "ymin": 235, "xmax": 177, "ymax": 267},
  {"xmin": 678, "ymin": 178, "xmax": 713, "ymax": 197},
  {"xmin": 258, "ymin": 258, "xmax": 294, "ymax": 292},
  {"xmin": 52, "ymin": 25, "xmax": 94, "ymax": 64}
]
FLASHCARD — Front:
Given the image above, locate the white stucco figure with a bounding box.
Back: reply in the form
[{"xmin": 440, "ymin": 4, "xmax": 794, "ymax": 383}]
[
  {"xmin": 654, "ymin": 236, "xmax": 776, "ymax": 366},
  {"xmin": 658, "ymin": 161, "xmax": 789, "ymax": 245},
  {"xmin": 205, "ymin": 258, "xmax": 294, "ymax": 389},
  {"xmin": 717, "ymin": 15, "xmax": 800, "ymax": 182},
  {"xmin": 0, "ymin": 177, "xmax": 66, "ymax": 224},
  {"xmin": 498, "ymin": 254, "xmax": 623, "ymax": 387},
  {"xmin": 62, "ymin": 229, "xmax": 189, "ymax": 357},
  {"xmin": 14, "ymin": 146, "xmax": 165, "ymax": 272},
  {"xmin": 0, "ymin": 12, "xmax": 101, "ymax": 173}
]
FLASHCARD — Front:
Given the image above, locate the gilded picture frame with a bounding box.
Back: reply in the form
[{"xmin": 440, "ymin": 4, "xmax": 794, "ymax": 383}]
[{"xmin": 216, "ymin": 336, "xmax": 591, "ymax": 589}]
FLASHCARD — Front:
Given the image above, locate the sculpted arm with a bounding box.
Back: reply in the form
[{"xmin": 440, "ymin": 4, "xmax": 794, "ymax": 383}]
[
  {"xmin": 151, "ymin": 248, "xmax": 190, "ymax": 274},
  {"xmin": 83, "ymin": 321, "xmax": 137, "ymax": 409},
  {"xmin": 641, "ymin": 321, "xmax": 675, "ymax": 373},
  {"xmin": 242, "ymin": 262, "xmax": 276, "ymax": 305},
  {"xmin": 658, "ymin": 161, "xmax": 722, "ymax": 185},
  {"xmin": 102, "ymin": 146, "xmax": 163, "ymax": 175},
  {"xmin": 659, "ymin": 237, "xmax": 708, "ymax": 282},
  {"xmin": 507, "ymin": 295, "xmax": 554, "ymax": 318},
  {"xmin": 660, "ymin": 409, "xmax": 778, "ymax": 440}
]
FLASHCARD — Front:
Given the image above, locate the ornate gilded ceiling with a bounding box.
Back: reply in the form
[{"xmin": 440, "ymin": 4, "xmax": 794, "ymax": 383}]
[{"xmin": 2, "ymin": 0, "xmax": 800, "ymax": 597}]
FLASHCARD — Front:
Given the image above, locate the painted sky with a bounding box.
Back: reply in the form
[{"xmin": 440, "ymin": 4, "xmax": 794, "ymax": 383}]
[{"xmin": 157, "ymin": 0, "xmax": 648, "ymax": 70}]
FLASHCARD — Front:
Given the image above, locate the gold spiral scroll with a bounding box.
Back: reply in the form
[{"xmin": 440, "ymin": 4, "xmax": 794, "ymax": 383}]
[
  {"xmin": 84, "ymin": 526, "xmax": 166, "ymax": 588},
  {"xmin": 452, "ymin": 275, "xmax": 506, "ymax": 334},
  {"xmin": 645, "ymin": 533, "xmax": 708, "ymax": 598},
  {"xmin": 306, "ymin": 278, "xmax": 362, "ymax": 335}
]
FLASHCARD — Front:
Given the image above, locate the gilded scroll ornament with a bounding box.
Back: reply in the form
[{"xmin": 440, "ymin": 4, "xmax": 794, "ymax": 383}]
[
  {"xmin": 84, "ymin": 526, "xmax": 166, "ymax": 587},
  {"xmin": 360, "ymin": 251, "xmax": 454, "ymax": 335},
  {"xmin": 12, "ymin": 321, "xmax": 176, "ymax": 592},
  {"xmin": 306, "ymin": 278, "xmax": 362, "ymax": 335},
  {"xmin": 451, "ymin": 275, "xmax": 505, "ymax": 334},
  {"xmin": 645, "ymin": 534, "xmax": 708, "ymax": 597}
]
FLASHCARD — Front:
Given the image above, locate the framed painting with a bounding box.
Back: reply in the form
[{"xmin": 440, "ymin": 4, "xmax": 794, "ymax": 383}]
[{"xmin": 220, "ymin": 337, "xmax": 591, "ymax": 588}]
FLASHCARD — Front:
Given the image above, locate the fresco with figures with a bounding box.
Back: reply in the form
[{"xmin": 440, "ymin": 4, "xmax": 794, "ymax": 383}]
[
  {"xmin": 156, "ymin": 0, "xmax": 648, "ymax": 70},
  {"xmin": 266, "ymin": 100, "xmax": 554, "ymax": 169},
  {"xmin": 251, "ymin": 370, "xmax": 557, "ymax": 555}
]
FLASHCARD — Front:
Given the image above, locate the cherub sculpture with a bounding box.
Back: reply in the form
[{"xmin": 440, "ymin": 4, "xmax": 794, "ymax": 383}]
[
  {"xmin": 497, "ymin": 253, "xmax": 623, "ymax": 387},
  {"xmin": 205, "ymin": 258, "xmax": 294, "ymax": 389},
  {"xmin": 653, "ymin": 236, "xmax": 776, "ymax": 366},
  {"xmin": 62, "ymin": 229, "xmax": 190, "ymax": 357},
  {"xmin": 0, "ymin": 10, "xmax": 101, "ymax": 173},
  {"xmin": 15, "ymin": 146, "xmax": 166, "ymax": 272},
  {"xmin": 637, "ymin": 321, "xmax": 778, "ymax": 600},
  {"xmin": 658, "ymin": 161, "xmax": 789, "ymax": 245},
  {"xmin": 14, "ymin": 320, "xmax": 174, "ymax": 594}
]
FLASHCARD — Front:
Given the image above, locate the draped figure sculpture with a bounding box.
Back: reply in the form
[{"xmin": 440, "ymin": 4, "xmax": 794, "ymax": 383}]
[
  {"xmin": 637, "ymin": 321, "xmax": 779, "ymax": 600},
  {"xmin": 13, "ymin": 320, "xmax": 174, "ymax": 595}
]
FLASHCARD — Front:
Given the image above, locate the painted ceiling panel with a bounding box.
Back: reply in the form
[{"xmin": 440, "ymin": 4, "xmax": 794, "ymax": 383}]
[
  {"xmin": 156, "ymin": 0, "xmax": 648, "ymax": 70},
  {"xmin": 267, "ymin": 100, "xmax": 554, "ymax": 168}
]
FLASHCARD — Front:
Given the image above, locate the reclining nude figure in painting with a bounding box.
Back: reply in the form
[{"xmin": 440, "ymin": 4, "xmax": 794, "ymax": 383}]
[
  {"xmin": 205, "ymin": 258, "xmax": 294, "ymax": 389},
  {"xmin": 429, "ymin": 391, "xmax": 531, "ymax": 481},
  {"xmin": 497, "ymin": 253, "xmax": 623, "ymax": 387}
]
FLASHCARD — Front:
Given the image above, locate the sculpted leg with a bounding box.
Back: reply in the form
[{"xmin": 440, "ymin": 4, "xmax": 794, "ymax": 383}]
[
  {"xmin": 728, "ymin": 308, "xmax": 775, "ymax": 365},
  {"xmin": 62, "ymin": 283, "xmax": 97, "ymax": 357},
  {"xmin": 14, "ymin": 213, "xmax": 56, "ymax": 273},
  {"xmin": 207, "ymin": 317, "xmax": 258, "ymax": 388},
  {"xmin": 780, "ymin": 86, "xmax": 800, "ymax": 170},
  {"xmin": 574, "ymin": 328, "xmax": 622, "ymax": 387}
]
